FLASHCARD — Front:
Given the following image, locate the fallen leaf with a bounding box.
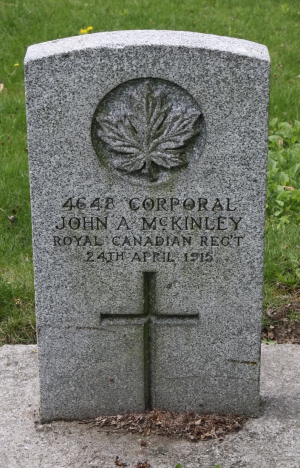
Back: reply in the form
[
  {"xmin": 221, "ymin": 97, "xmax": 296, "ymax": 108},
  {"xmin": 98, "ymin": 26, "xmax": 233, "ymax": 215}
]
[
  {"xmin": 0, "ymin": 83, "xmax": 3, "ymax": 92},
  {"xmin": 84, "ymin": 409, "xmax": 246, "ymax": 442},
  {"xmin": 114, "ymin": 457, "xmax": 128, "ymax": 467},
  {"xmin": 201, "ymin": 433, "xmax": 209, "ymax": 439}
]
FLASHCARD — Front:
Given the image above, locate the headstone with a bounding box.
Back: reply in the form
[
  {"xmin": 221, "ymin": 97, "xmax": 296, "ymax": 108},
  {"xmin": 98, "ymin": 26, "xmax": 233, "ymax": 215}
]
[{"xmin": 24, "ymin": 31, "xmax": 270, "ymax": 421}]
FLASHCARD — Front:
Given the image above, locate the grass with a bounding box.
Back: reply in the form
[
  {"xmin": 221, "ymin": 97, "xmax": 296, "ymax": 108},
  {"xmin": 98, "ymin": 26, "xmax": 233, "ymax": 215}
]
[
  {"xmin": 264, "ymin": 220, "xmax": 300, "ymax": 288},
  {"xmin": 0, "ymin": 0, "xmax": 300, "ymax": 344},
  {"xmin": 263, "ymin": 219, "xmax": 300, "ymax": 313}
]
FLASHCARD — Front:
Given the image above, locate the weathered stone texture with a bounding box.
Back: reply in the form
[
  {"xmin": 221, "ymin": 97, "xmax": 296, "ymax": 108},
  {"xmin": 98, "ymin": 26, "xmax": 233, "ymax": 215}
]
[{"xmin": 25, "ymin": 30, "xmax": 270, "ymax": 421}]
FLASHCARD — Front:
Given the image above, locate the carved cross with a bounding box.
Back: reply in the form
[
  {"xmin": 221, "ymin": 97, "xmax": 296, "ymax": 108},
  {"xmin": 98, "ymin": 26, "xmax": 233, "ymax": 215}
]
[{"xmin": 100, "ymin": 272, "xmax": 199, "ymax": 409}]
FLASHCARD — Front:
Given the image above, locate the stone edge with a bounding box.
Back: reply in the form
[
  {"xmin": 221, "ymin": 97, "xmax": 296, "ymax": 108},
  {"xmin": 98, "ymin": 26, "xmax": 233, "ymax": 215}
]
[{"xmin": 24, "ymin": 30, "xmax": 270, "ymax": 64}]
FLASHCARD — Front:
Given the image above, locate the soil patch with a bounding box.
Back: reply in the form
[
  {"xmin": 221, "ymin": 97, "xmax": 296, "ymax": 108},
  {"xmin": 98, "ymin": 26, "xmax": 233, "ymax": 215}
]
[{"xmin": 262, "ymin": 294, "xmax": 300, "ymax": 344}]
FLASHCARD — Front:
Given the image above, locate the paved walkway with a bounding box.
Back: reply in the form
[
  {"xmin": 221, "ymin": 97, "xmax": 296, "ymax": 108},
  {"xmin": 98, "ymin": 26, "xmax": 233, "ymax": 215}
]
[{"xmin": 0, "ymin": 344, "xmax": 299, "ymax": 468}]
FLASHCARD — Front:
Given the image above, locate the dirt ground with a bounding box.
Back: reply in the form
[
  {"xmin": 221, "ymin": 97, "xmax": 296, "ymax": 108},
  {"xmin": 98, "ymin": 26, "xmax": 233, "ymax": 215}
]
[{"xmin": 262, "ymin": 292, "xmax": 300, "ymax": 344}]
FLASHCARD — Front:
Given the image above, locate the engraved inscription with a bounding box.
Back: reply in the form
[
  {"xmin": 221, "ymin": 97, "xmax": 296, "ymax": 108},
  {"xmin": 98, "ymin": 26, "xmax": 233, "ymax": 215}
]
[
  {"xmin": 52, "ymin": 195, "xmax": 244, "ymax": 264},
  {"xmin": 91, "ymin": 79, "xmax": 205, "ymax": 184}
]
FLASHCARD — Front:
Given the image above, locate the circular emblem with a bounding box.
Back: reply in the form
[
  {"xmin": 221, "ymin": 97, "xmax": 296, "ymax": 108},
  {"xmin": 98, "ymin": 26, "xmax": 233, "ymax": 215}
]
[{"xmin": 91, "ymin": 78, "xmax": 205, "ymax": 184}]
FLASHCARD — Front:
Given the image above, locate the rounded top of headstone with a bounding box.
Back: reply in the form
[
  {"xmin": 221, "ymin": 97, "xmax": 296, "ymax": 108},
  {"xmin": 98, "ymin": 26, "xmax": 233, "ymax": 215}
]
[{"xmin": 24, "ymin": 30, "xmax": 270, "ymax": 64}]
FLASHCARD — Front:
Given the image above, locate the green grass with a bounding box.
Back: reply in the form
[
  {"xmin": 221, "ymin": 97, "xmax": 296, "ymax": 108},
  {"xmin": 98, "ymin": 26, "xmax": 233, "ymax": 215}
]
[
  {"xmin": 264, "ymin": 220, "xmax": 300, "ymax": 287},
  {"xmin": 1, "ymin": 0, "xmax": 300, "ymax": 344},
  {"xmin": 263, "ymin": 219, "xmax": 300, "ymax": 312}
]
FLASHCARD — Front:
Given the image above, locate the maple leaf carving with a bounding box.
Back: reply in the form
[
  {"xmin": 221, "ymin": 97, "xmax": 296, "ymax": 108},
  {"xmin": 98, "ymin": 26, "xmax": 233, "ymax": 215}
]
[{"xmin": 96, "ymin": 84, "xmax": 200, "ymax": 181}]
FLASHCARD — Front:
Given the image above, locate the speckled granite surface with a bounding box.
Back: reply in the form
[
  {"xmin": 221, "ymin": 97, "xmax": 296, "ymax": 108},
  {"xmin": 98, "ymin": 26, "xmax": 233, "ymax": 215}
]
[{"xmin": 25, "ymin": 31, "xmax": 270, "ymax": 420}]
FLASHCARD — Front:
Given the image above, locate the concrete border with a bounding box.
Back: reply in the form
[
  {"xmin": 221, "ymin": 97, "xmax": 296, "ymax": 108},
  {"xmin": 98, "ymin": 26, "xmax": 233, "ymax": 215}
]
[{"xmin": 0, "ymin": 344, "xmax": 299, "ymax": 467}]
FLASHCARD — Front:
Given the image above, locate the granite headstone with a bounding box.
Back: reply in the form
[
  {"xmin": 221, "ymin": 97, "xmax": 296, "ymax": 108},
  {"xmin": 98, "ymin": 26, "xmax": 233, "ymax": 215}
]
[{"xmin": 24, "ymin": 30, "xmax": 270, "ymax": 421}]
